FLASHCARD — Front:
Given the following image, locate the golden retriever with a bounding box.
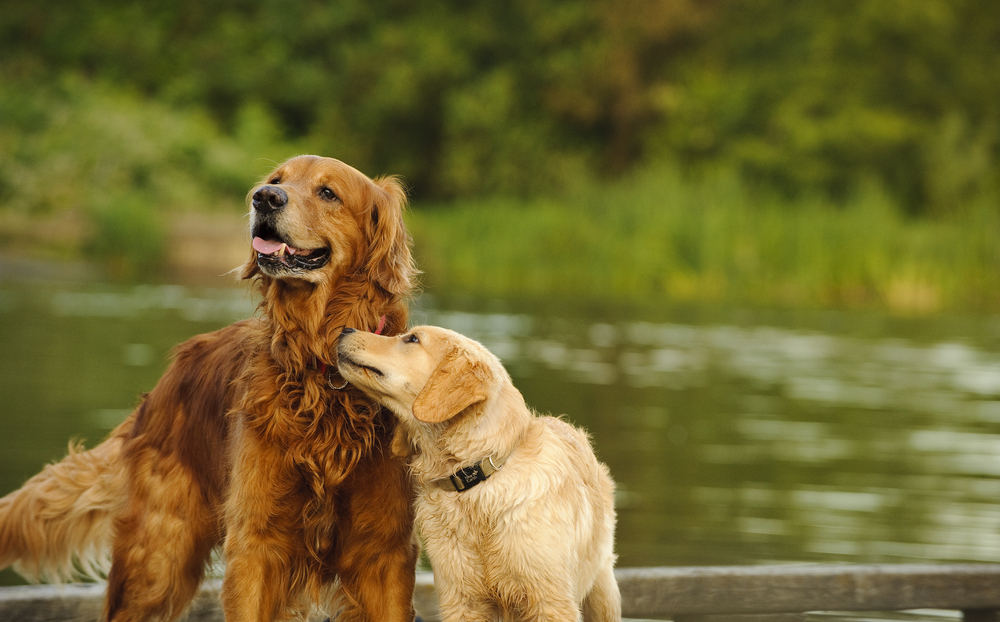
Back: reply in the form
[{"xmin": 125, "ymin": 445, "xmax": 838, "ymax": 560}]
[
  {"xmin": 0, "ymin": 155, "xmax": 420, "ymax": 622},
  {"xmin": 336, "ymin": 325, "xmax": 621, "ymax": 622}
]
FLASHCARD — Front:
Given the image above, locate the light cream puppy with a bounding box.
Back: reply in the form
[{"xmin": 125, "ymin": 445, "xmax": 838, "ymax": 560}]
[{"xmin": 337, "ymin": 325, "xmax": 620, "ymax": 622}]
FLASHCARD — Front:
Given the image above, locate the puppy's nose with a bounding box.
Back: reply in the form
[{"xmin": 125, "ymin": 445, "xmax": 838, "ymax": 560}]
[{"xmin": 252, "ymin": 186, "xmax": 288, "ymax": 214}]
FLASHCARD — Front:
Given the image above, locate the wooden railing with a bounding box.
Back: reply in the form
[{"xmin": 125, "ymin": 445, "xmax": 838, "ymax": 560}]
[
  {"xmin": 2, "ymin": 565, "xmax": 999, "ymax": 621},
  {"xmin": 608, "ymin": 565, "xmax": 1000, "ymax": 621}
]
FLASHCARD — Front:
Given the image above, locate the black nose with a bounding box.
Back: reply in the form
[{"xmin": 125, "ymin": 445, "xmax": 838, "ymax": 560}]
[{"xmin": 252, "ymin": 186, "xmax": 288, "ymax": 214}]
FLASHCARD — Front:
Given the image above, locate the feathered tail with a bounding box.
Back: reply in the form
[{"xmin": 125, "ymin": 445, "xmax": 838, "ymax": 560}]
[{"xmin": 0, "ymin": 423, "xmax": 129, "ymax": 583}]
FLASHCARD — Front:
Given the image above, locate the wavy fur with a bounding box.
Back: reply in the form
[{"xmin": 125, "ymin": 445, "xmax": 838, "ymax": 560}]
[
  {"xmin": 0, "ymin": 433, "xmax": 127, "ymax": 583},
  {"xmin": 0, "ymin": 155, "xmax": 420, "ymax": 622},
  {"xmin": 337, "ymin": 326, "xmax": 620, "ymax": 622}
]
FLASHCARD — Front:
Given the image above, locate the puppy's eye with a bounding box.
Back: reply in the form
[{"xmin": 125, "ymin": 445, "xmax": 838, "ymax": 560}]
[
  {"xmin": 269, "ymin": 177, "xmax": 281, "ymax": 184},
  {"xmin": 318, "ymin": 186, "xmax": 338, "ymax": 201},
  {"xmin": 403, "ymin": 333, "xmax": 419, "ymax": 344}
]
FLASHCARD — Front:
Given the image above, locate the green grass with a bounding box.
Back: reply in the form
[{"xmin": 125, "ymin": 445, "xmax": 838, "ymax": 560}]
[
  {"xmin": 409, "ymin": 164, "xmax": 1000, "ymax": 313},
  {"xmin": 3, "ymin": 74, "xmax": 999, "ymax": 312}
]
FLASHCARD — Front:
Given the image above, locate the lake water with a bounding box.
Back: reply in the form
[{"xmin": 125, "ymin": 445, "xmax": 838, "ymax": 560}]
[{"xmin": 3, "ymin": 279, "xmax": 1000, "ymax": 620}]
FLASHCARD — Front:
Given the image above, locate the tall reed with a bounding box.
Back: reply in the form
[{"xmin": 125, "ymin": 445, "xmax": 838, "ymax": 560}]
[{"xmin": 409, "ymin": 163, "xmax": 1000, "ymax": 313}]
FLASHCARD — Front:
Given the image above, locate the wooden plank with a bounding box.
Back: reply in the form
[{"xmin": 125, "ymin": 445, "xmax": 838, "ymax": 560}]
[
  {"xmin": 2, "ymin": 565, "xmax": 999, "ymax": 621},
  {"xmin": 616, "ymin": 565, "xmax": 1000, "ymax": 617},
  {"xmin": 415, "ymin": 572, "xmax": 439, "ymax": 621},
  {"xmin": 673, "ymin": 614, "xmax": 805, "ymax": 622},
  {"xmin": 0, "ymin": 583, "xmax": 104, "ymax": 622},
  {"xmin": 0, "ymin": 581, "xmax": 226, "ymax": 622}
]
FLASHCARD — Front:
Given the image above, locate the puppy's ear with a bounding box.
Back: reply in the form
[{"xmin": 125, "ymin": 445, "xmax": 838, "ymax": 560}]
[
  {"xmin": 365, "ymin": 176, "xmax": 419, "ymax": 296},
  {"xmin": 412, "ymin": 350, "xmax": 490, "ymax": 423}
]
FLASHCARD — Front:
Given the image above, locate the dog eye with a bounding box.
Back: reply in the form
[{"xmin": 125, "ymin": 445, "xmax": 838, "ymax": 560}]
[
  {"xmin": 403, "ymin": 333, "xmax": 419, "ymax": 344},
  {"xmin": 269, "ymin": 177, "xmax": 281, "ymax": 184},
  {"xmin": 318, "ymin": 186, "xmax": 338, "ymax": 201}
]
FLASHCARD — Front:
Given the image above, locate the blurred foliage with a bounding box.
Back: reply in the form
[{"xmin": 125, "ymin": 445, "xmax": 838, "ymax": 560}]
[
  {"xmin": 667, "ymin": 0, "xmax": 1000, "ymax": 215},
  {"xmin": 0, "ymin": 74, "xmax": 309, "ymax": 275},
  {"xmin": 2, "ymin": 0, "xmax": 1000, "ymax": 295},
  {"xmin": 85, "ymin": 195, "xmax": 168, "ymax": 280},
  {"xmin": 3, "ymin": 0, "xmax": 998, "ymax": 211},
  {"xmin": 410, "ymin": 162, "xmax": 1000, "ymax": 312}
]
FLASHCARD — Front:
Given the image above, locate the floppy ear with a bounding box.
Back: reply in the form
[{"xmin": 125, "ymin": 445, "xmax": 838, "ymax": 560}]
[
  {"xmin": 412, "ymin": 350, "xmax": 491, "ymax": 424},
  {"xmin": 365, "ymin": 176, "xmax": 418, "ymax": 296}
]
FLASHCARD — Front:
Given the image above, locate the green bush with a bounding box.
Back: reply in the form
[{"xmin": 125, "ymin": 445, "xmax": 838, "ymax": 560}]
[
  {"xmin": 85, "ymin": 195, "xmax": 166, "ymax": 280},
  {"xmin": 410, "ymin": 161, "xmax": 1000, "ymax": 312},
  {"xmin": 0, "ymin": 74, "xmax": 309, "ymax": 277},
  {"xmin": 3, "ymin": 0, "xmax": 997, "ymax": 210}
]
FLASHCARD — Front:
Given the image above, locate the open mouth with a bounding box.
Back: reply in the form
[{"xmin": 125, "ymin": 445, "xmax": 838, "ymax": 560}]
[
  {"xmin": 252, "ymin": 221, "xmax": 331, "ymax": 273},
  {"xmin": 339, "ymin": 354, "xmax": 384, "ymax": 377}
]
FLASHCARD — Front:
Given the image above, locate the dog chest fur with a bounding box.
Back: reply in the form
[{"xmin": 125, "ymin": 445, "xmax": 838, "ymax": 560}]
[
  {"xmin": 336, "ymin": 325, "xmax": 622, "ymax": 621},
  {"xmin": 416, "ymin": 416, "xmax": 616, "ymax": 611}
]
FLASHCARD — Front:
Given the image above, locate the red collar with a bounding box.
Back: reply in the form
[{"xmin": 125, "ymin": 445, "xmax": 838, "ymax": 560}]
[{"xmin": 315, "ymin": 314, "xmax": 386, "ymax": 375}]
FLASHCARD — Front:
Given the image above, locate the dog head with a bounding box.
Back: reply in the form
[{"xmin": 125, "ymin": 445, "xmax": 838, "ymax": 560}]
[
  {"xmin": 336, "ymin": 325, "xmax": 509, "ymax": 425},
  {"xmin": 242, "ymin": 155, "xmax": 414, "ymax": 295},
  {"xmin": 338, "ymin": 325, "xmax": 533, "ymax": 469}
]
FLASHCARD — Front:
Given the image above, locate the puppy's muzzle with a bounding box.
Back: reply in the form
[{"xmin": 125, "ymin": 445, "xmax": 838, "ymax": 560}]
[
  {"xmin": 336, "ymin": 328, "xmax": 385, "ymax": 378},
  {"xmin": 336, "ymin": 327, "xmax": 360, "ymax": 363},
  {"xmin": 252, "ymin": 186, "xmax": 288, "ymax": 215}
]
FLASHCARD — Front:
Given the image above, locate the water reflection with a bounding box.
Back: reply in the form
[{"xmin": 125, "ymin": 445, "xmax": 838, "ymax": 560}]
[
  {"xmin": 50, "ymin": 284, "xmax": 255, "ymax": 321},
  {"xmin": 2, "ymin": 282, "xmax": 1000, "ymax": 620},
  {"xmin": 412, "ymin": 298, "xmax": 1000, "ymax": 572}
]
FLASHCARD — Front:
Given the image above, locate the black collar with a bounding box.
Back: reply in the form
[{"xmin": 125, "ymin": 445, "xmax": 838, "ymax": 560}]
[{"xmin": 432, "ymin": 453, "xmax": 509, "ymax": 493}]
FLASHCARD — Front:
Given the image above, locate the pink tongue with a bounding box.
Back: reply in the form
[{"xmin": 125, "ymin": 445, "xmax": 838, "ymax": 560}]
[{"xmin": 253, "ymin": 237, "xmax": 297, "ymax": 255}]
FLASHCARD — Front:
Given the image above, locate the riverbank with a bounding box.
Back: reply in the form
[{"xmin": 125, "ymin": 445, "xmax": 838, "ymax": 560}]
[
  {"xmin": 410, "ymin": 165, "xmax": 1000, "ymax": 315},
  {"xmin": 4, "ymin": 161, "xmax": 998, "ymax": 314},
  {"xmin": 0, "ymin": 211, "xmax": 248, "ymax": 286}
]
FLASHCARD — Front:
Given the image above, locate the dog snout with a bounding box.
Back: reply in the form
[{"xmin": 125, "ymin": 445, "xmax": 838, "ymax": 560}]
[
  {"xmin": 337, "ymin": 327, "xmax": 357, "ymax": 355},
  {"xmin": 252, "ymin": 186, "xmax": 288, "ymax": 214}
]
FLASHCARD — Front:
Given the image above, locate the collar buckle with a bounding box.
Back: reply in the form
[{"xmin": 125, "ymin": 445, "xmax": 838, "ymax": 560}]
[{"xmin": 435, "ymin": 453, "xmax": 507, "ymax": 493}]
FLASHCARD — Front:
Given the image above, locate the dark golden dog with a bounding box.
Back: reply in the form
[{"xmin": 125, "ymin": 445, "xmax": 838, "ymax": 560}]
[{"xmin": 0, "ymin": 155, "xmax": 420, "ymax": 622}]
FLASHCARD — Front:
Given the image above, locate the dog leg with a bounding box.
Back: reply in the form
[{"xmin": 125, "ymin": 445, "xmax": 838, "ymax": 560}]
[
  {"xmin": 530, "ymin": 596, "xmax": 583, "ymax": 622},
  {"xmin": 582, "ymin": 564, "xmax": 621, "ymax": 622},
  {"xmin": 222, "ymin": 533, "xmax": 304, "ymax": 622},
  {"xmin": 332, "ymin": 444, "xmax": 418, "ymax": 622},
  {"xmin": 104, "ymin": 448, "xmax": 218, "ymax": 622},
  {"xmin": 435, "ymin": 589, "xmax": 497, "ymax": 622},
  {"xmin": 221, "ymin": 436, "xmax": 308, "ymax": 622},
  {"xmin": 334, "ymin": 539, "xmax": 417, "ymax": 622}
]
